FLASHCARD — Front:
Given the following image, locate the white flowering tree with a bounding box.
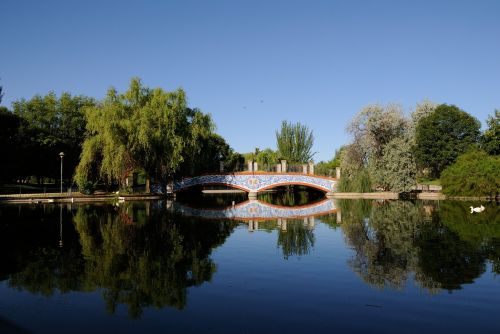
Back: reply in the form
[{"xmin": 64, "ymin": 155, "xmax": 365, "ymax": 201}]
[{"xmin": 341, "ymin": 103, "xmax": 423, "ymax": 192}]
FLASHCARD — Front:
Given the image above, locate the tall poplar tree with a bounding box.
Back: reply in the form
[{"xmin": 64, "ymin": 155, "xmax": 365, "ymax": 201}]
[{"xmin": 276, "ymin": 121, "xmax": 315, "ymax": 163}]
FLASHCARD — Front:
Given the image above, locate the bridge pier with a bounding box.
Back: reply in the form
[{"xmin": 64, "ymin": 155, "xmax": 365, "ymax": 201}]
[{"xmin": 277, "ymin": 218, "xmax": 287, "ymax": 231}]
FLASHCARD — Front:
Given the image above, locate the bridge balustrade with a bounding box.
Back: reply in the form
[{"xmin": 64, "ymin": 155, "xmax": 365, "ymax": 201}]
[
  {"xmin": 223, "ymin": 160, "xmax": 315, "ymax": 174},
  {"xmin": 287, "ymin": 165, "xmax": 305, "ymax": 173}
]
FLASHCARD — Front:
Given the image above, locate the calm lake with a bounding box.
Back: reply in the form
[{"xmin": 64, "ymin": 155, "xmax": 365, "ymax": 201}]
[{"xmin": 0, "ymin": 192, "xmax": 499, "ymax": 334}]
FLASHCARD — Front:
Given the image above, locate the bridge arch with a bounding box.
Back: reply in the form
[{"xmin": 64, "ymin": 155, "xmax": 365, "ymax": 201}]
[{"xmin": 173, "ymin": 172, "xmax": 338, "ymax": 196}]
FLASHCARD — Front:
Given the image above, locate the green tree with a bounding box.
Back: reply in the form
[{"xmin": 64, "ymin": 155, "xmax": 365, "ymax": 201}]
[
  {"xmin": 75, "ymin": 78, "xmax": 220, "ymax": 192},
  {"xmin": 481, "ymin": 110, "xmax": 500, "ymax": 155},
  {"xmin": 440, "ymin": 150, "xmax": 500, "ymax": 197},
  {"xmin": 347, "ymin": 104, "xmax": 408, "ymax": 160},
  {"xmin": 340, "ymin": 103, "xmax": 411, "ymax": 192},
  {"xmin": 178, "ymin": 133, "xmax": 243, "ymax": 175},
  {"xmin": 415, "ymin": 104, "xmax": 481, "ymax": 178},
  {"xmin": 276, "ymin": 121, "xmax": 315, "ymax": 163},
  {"xmin": 373, "ymin": 136, "xmax": 416, "ymax": 192},
  {"xmin": 0, "ymin": 107, "xmax": 22, "ymax": 183},
  {"xmin": 256, "ymin": 148, "xmax": 278, "ymax": 167},
  {"xmin": 12, "ymin": 92, "xmax": 95, "ymax": 182},
  {"xmin": 338, "ymin": 143, "xmax": 372, "ymax": 192},
  {"xmin": 131, "ymin": 87, "xmax": 209, "ymax": 186},
  {"xmin": 315, "ymin": 146, "xmax": 344, "ymax": 177},
  {"xmin": 75, "ymin": 85, "xmax": 143, "ymax": 190}
]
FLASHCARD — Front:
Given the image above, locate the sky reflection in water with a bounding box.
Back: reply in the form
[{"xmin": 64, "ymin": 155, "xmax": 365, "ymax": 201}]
[{"xmin": 0, "ymin": 195, "xmax": 499, "ymax": 333}]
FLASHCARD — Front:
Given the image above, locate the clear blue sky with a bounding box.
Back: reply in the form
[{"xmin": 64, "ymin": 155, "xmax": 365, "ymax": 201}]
[{"xmin": 1, "ymin": 0, "xmax": 499, "ymax": 161}]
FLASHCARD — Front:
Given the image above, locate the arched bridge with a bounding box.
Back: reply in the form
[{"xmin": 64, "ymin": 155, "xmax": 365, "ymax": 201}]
[{"xmin": 172, "ymin": 172, "xmax": 338, "ymax": 197}]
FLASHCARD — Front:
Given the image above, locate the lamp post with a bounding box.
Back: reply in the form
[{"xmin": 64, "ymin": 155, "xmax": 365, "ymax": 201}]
[{"xmin": 59, "ymin": 152, "xmax": 64, "ymax": 194}]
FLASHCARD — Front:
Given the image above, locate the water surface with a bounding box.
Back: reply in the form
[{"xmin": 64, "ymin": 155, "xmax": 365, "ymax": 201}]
[{"xmin": 0, "ymin": 195, "xmax": 499, "ymax": 333}]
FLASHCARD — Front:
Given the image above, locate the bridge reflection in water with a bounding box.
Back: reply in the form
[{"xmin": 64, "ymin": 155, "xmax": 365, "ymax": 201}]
[{"xmin": 170, "ymin": 198, "xmax": 341, "ymax": 232}]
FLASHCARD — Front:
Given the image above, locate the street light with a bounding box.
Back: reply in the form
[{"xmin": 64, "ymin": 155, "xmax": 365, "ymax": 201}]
[{"xmin": 59, "ymin": 152, "xmax": 64, "ymax": 194}]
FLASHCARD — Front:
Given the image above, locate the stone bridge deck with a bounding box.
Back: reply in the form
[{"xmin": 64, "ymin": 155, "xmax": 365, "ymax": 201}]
[{"xmin": 173, "ymin": 172, "xmax": 338, "ymax": 197}]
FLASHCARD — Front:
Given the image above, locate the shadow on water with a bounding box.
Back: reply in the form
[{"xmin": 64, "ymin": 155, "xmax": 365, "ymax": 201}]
[
  {"xmin": 175, "ymin": 188, "xmax": 248, "ymax": 208},
  {"xmin": 175, "ymin": 185, "xmax": 325, "ymax": 209}
]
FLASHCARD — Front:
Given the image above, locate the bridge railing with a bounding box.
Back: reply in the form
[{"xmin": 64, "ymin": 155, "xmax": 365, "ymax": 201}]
[
  {"xmin": 218, "ymin": 160, "xmax": 329, "ymax": 176},
  {"xmin": 287, "ymin": 165, "xmax": 305, "ymax": 173},
  {"xmin": 232, "ymin": 164, "xmax": 250, "ymax": 172},
  {"xmin": 260, "ymin": 164, "xmax": 278, "ymax": 172}
]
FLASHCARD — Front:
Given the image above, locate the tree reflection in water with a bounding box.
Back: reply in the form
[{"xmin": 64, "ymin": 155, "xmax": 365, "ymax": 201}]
[
  {"xmin": 276, "ymin": 219, "xmax": 315, "ymax": 259},
  {"xmin": 338, "ymin": 199, "xmax": 500, "ymax": 292},
  {"xmin": 1, "ymin": 198, "xmax": 499, "ymax": 318},
  {"xmin": 1, "ymin": 202, "xmax": 237, "ymax": 318},
  {"xmin": 258, "ymin": 187, "xmax": 324, "ymax": 207}
]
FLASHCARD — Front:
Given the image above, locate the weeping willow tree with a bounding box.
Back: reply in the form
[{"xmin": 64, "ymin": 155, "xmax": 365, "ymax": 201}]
[
  {"xmin": 276, "ymin": 121, "xmax": 315, "ymax": 163},
  {"xmin": 75, "ymin": 78, "xmax": 214, "ymax": 192}
]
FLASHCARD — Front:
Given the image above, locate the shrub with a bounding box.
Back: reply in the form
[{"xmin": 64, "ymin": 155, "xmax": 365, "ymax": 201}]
[
  {"xmin": 79, "ymin": 181, "xmax": 95, "ymax": 195},
  {"xmin": 441, "ymin": 151, "xmax": 500, "ymax": 197}
]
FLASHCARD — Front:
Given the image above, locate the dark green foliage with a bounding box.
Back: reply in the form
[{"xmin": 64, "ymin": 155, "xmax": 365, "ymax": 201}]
[
  {"xmin": 315, "ymin": 146, "xmax": 344, "ymax": 177},
  {"xmin": 338, "ymin": 168, "xmax": 372, "ymax": 192},
  {"xmin": 481, "ymin": 110, "xmax": 500, "ymax": 155},
  {"xmin": 1, "ymin": 78, "xmax": 242, "ymax": 193},
  {"xmin": 75, "ymin": 78, "xmax": 242, "ymax": 192},
  {"xmin": 242, "ymin": 148, "xmax": 278, "ymax": 170},
  {"xmin": 0, "ymin": 107, "xmax": 22, "ymax": 183},
  {"xmin": 255, "ymin": 148, "xmax": 278, "ymax": 168},
  {"xmin": 11, "ymin": 92, "xmax": 95, "ymax": 183},
  {"xmin": 440, "ymin": 150, "xmax": 500, "ymax": 197},
  {"xmin": 178, "ymin": 134, "xmax": 244, "ymax": 175},
  {"xmin": 415, "ymin": 104, "xmax": 481, "ymax": 178},
  {"xmin": 78, "ymin": 181, "xmax": 96, "ymax": 195}
]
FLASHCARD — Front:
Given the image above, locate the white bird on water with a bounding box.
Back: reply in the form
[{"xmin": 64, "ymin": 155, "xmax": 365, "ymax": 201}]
[{"xmin": 470, "ymin": 205, "xmax": 485, "ymax": 213}]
